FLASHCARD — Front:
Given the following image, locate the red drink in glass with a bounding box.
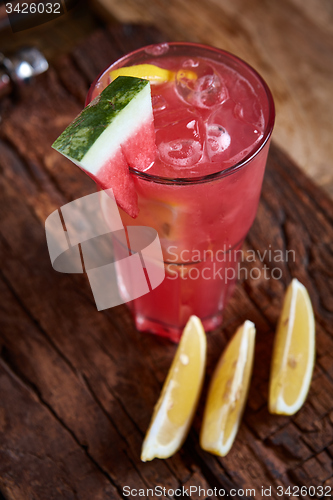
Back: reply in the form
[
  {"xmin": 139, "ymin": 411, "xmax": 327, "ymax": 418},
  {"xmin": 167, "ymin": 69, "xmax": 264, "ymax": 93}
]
[{"xmin": 87, "ymin": 43, "xmax": 275, "ymax": 342}]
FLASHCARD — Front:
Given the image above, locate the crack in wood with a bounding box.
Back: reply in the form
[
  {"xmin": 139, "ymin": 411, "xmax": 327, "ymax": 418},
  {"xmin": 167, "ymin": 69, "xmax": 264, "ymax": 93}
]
[
  {"xmin": 179, "ymin": 432, "xmax": 239, "ymax": 494},
  {"xmin": 3, "ymin": 447, "xmax": 80, "ymax": 499},
  {"xmin": 82, "ymin": 372, "xmax": 144, "ymax": 444},
  {"xmin": 0, "ymin": 265, "xmax": 180, "ymax": 496},
  {"xmin": 100, "ymin": 307, "xmax": 175, "ymax": 392},
  {"xmin": 0, "ymin": 488, "xmax": 8, "ymax": 500},
  {"xmin": 0, "ymin": 353, "xmax": 123, "ymax": 498},
  {"xmin": 0, "ymin": 232, "xmax": 11, "ymax": 255},
  {"xmin": 0, "ymin": 136, "xmax": 58, "ymax": 202},
  {"xmin": 0, "ymin": 139, "xmax": 66, "ymax": 229},
  {"xmin": 0, "ymin": 269, "xmax": 79, "ymax": 378},
  {"xmin": 270, "ymin": 148, "xmax": 333, "ymax": 226},
  {"xmin": 68, "ymin": 52, "xmax": 96, "ymax": 94},
  {"xmin": 1, "ymin": 123, "xmax": 78, "ymax": 206},
  {"xmin": 53, "ymin": 54, "xmax": 89, "ymax": 107},
  {"xmin": 81, "ymin": 373, "xmax": 182, "ymax": 496}
]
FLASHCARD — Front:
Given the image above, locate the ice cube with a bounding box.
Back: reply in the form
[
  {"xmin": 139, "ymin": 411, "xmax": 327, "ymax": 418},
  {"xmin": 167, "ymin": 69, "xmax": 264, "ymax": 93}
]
[
  {"xmin": 175, "ymin": 59, "xmax": 228, "ymax": 108},
  {"xmin": 144, "ymin": 43, "xmax": 169, "ymax": 56},
  {"xmin": 182, "ymin": 59, "xmax": 199, "ymax": 68},
  {"xmin": 152, "ymin": 94, "xmax": 167, "ymax": 112},
  {"xmin": 231, "ymin": 78, "xmax": 264, "ymax": 130},
  {"xmin": 207, "ymin": 102, "xmax": 263, "ymax": 165},
  {"xmin": 156, "ymin": 110, "xmax": 203, "ymax": 169},
  {"xmin": 206, "ymin": 124, "xmax": 231, "ymax": 161},
  {"xmin": 158, "ymin": 140, "xmax": 202, "ymax": 168}
]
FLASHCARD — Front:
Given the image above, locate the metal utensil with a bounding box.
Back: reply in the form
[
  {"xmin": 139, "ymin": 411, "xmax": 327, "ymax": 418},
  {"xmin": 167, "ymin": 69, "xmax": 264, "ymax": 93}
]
[{"xmin": 0, "ymin": 46, "xmax": 48, "ymax": 100}]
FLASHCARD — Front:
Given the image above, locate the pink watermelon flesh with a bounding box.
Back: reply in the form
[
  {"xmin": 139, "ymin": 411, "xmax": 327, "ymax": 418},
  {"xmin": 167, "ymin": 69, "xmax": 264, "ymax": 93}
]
[
  {"xmin": 88, "ymin": 148, "xmax": 139, "ymax": 218},
  {"xmin": 122, "ymin": 116, "xmax": 156, "ymax": 171},
  {"xmin": 85, "ymin": 117, "xmax": 155, "ymax": 218}
]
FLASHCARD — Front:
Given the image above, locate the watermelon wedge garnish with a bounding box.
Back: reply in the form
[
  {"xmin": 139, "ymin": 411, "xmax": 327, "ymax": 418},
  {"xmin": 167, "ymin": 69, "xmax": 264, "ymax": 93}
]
[{"xmin": 52, "ymin": 76, "xmax": 156, "ymax": 218}]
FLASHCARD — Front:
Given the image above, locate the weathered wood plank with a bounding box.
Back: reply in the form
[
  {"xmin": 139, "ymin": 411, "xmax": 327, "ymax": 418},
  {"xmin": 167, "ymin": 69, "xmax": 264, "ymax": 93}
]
[
  {"xmin": 0, "ymin": 346, "xmax": 119, "ymax": 499},
  {"xmin": 0, "ymin": 24, "xmax": 332, "ymax": 499}
]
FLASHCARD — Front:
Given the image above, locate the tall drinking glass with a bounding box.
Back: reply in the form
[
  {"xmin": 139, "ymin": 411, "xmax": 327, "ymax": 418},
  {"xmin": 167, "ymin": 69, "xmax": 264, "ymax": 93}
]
[{"xmin": 86, "ymin": 43, "xmax": 275, "ymax": 342}]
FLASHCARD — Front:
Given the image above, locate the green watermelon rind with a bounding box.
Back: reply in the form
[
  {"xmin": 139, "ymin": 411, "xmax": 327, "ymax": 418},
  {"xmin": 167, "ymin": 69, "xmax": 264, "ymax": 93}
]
[{"xmin": 52, "ymin": 76, "xmax": 151, "ymax": 168}]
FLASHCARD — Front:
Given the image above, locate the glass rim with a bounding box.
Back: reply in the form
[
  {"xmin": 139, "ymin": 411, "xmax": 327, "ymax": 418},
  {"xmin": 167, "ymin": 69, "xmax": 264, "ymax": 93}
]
[{"xmin": 86, "ymin": 41, "xmax": 275, "ymax": 186}]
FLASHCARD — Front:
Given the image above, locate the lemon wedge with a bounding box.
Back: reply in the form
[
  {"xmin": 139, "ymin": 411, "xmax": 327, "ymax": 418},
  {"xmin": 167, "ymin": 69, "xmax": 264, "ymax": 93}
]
[
  {"xmin": 269, "ymin": 278, "xmax": 315, "ymax": 415},
  {"xmin": 200, "ymin": 320, "xmax": 256, "ymax": 457},
  {"xmin": 110, "ymin": 64, "xmax": 197, "ymax": 85},
  {"xmin": 141, "ymin": 316, "xmax": 206, "ymax": 461}
]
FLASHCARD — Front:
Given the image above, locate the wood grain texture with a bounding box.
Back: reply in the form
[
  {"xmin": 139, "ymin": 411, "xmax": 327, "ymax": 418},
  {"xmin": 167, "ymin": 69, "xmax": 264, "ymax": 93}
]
[
  {"xmin": 0, "ymin": 24, "xmax": 332, "ymax": 499},
  {"xmin": 90, "ymin": 0, "xmax": 333, "ymax": 198}
]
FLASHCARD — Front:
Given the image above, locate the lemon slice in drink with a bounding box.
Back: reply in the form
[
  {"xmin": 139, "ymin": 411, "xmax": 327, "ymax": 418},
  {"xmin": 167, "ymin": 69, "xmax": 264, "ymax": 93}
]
[
  {"xmin": 141, "ymin": 316, "xmax": 206, "ymax": 461},
  {"xmin": 110, "ymin": 64, "xmax": 197, "ymax": 85},
  {"xmin": 200, "ymin": 321, "xmax": 256, "ymax": 457},
  {"xmin": 269, "ymin": 279, "xmax": 315, "ymax": 415}
]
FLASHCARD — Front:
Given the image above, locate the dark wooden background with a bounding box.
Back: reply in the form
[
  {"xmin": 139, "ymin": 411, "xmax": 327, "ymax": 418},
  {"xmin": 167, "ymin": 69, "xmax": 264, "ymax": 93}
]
[{"xmin": 0, "ymin": 24, "xmax": 332, "ymax": 499}]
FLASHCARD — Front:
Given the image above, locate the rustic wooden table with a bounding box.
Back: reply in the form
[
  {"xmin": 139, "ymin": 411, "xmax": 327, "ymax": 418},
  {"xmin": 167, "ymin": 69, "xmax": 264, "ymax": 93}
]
[{"xmin": 0, "ymin": 23, "xmax": 332, "ymax": 500}]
